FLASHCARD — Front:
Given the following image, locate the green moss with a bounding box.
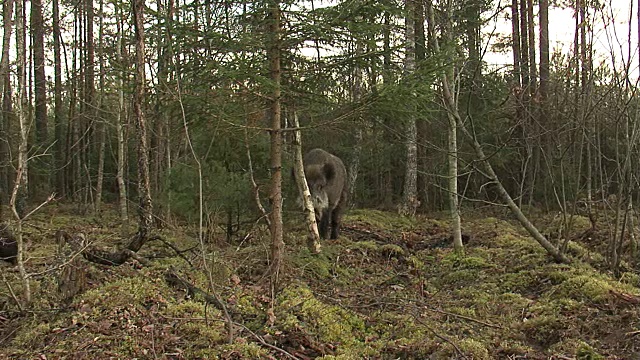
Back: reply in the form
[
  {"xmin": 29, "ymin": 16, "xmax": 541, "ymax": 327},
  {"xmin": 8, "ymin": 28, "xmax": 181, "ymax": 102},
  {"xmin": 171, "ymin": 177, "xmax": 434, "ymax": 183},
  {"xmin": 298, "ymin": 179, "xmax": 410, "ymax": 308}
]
[
  {"xmin": 289, "ymin": 247, "xmax": 337, "ymax": 279},
  {"xmin": 520, "ymin": 315, "xmax": 564, "ymax": 347},
  {"xmin": 346, "ymin": 209, "xmax": 417, "ymax": 230},
  {"xmin": 434, "ymin": 338, "xmax": 490, "ymax": 359},
  {"xmin": 460, "ymin": 255, "xmax": 490, "ymax": 268},
  {"xmin": 276, "ymin": 284, "xmax": 365, "ymax": 346},
  {"xmin": 443, "ymin": 269, "xmax": 480, "ymax": 284},
  {"xmin": 619, "ymin": 272, "xmax": 640, "ymax": 286},
  {"xmin": 500, "ymin": 271, "xmax": 539, "ymax": 293},
  {"xmin": 553, "ymin": 275, "xmax": 615, "ymax": 303},
  {"xmin": 349, "ymin": 240, "xmax": 379, "ymax": 253},
  {"xmin": 576, "ymin": 342, "xmax": 606, "ymax": 360},
  {"xmin": 165, "ymin": 300, "xmax": 207, "ymax": 317},
  {"xmin": 406, "ymin": 255, "xmax": 425, "ymax": 270},
  {"xmin": 80, "ymin": 275, "xmax": 167, "ymax": 311},
  {"xmin": 379, "ymin": 244, "xmax": 405, "ymax": 257},
  {"xmin": 10, "ymin": 319, "xmax": 53, "ymax": 350}
]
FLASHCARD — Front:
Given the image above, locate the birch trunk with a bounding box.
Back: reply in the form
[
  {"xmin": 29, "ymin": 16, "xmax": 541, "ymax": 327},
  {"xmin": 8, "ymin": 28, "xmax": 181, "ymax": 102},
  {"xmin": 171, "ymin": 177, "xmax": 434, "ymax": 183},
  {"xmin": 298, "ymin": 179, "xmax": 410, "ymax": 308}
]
[
  {"xmin": 11, "ymin": 0, "xmax": 31, "ymax": 305},
  {"xmin": 426, "ymin": 1, "xmax": 463, "ymax": 253},
  {"xmin": 116, "ymin": 4, "xmax": 128, "ymax": 224},
  {"xmin": 292, "ymin": 112, "xmax": 321, "ymax": 253}
]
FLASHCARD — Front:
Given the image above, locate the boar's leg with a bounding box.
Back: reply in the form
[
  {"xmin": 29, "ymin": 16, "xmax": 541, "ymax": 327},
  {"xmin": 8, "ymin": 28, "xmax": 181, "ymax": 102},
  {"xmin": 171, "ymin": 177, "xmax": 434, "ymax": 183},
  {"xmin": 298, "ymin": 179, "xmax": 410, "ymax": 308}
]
[
  {"xmin": 318, "ymin": 209, "xmax": 331, "ymax": 239},
  {"xmin": 330, "ymin": 207, "xmax": 343, "ymax": 239}
]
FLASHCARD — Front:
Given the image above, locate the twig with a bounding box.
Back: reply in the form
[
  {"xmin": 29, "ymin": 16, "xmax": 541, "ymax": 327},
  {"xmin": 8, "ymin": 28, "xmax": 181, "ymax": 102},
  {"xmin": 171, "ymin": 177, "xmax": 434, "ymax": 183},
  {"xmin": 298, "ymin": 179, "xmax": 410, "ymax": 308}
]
[
  {"xmin": 147, "ymin": 235, "xmax": 193, "ymax": 266},
  {"xmin": 21, "ymin": 193, "xmax": 56, "ymax": 221},
  {"xmin": 410, "ymin": 310, "xmax": 469, "ymax": 360},
  {"xmin": 1, "ymin": 272, "xmax": 23, "ymax": 312},
  {"xmin": 164, "ymin": 267, "xmax": 235, "ymax": 343},
  {"xmin": 234, "ymin": 321, "xmax": 302, "ymax": 360},
  {"xmin": 420, "ymin": 306, "xmax": 503, "ymax": 329}
]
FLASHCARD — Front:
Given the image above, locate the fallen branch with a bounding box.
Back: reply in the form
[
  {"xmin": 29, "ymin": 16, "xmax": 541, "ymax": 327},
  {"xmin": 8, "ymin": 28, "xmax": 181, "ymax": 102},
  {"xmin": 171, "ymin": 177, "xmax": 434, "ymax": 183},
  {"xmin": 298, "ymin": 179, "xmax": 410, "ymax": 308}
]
[
  {"xmin": 164, "ymin": 268, "xmax": 228, "ymax": 311},
  {"xmin": 55, "ymin": 230, "xmax": 151, "ymax": 266},
  {"xmin": 420, "ymin": 305, "xmax": 503, "ymax": 329},
  {"xmin": 164, "ymin": 268, "xmax": 235, "ymax": 344},
  {"xmin": 147, "ymin": 235, "xmax": 193, "ymax": 266},
  {"xmin": 234, "ymin": 321, "xmax": 302, "ymax": 360}
]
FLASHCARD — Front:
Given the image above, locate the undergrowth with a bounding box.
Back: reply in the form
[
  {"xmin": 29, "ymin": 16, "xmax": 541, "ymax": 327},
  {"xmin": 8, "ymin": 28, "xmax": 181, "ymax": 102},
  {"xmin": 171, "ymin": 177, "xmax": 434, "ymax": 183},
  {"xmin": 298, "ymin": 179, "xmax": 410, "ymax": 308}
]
[{"xmin": 0, "ymin": 206, "xmax": 638, "ymax": 359}]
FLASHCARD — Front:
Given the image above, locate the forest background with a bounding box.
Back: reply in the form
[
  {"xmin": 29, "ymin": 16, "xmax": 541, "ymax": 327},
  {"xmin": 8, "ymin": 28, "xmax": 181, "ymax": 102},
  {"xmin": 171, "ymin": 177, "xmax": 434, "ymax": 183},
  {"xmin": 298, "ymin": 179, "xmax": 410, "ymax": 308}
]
[{"xmin": 1, "ymin": 0, "xmax": 640, "ymax": 357}]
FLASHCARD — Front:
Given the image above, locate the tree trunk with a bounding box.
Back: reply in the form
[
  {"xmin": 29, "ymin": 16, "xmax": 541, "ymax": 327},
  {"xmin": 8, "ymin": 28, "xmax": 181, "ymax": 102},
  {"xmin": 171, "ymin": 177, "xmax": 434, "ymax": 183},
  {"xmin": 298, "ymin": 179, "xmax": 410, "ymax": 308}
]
[
  {"xmin": 400, "ymin": 0, "xmax": 418, "ymax": 217},
  {"xmin": 347, "ymin": 41, "xmax": 364, "ymax": 206},
  {"xmin": 115, "ymin": 4, "xmax": 128, "ymax": 224},
  {"xmin": 511, "ymin": 0, "xmax": 521, "ymax": 86},
  {"xmin": 292, "ymin": 112, "xmax": 321, "ymax": 253},
  {"xmin": 15, "ymin": 0, "xmax": 28, "ymax": 217},
  {"xmin": 82, "ymin": 0, "xmax": 95, "ymax": 207},
  {"xmin": 95, "ymin": 0, "xmax": 106, "ymax": 213},
  {"xmin": 426, "ymin": 0, "xmax": 566, "ymax": 263},
  {"xmin": 426, "ymin": 0, "xmax": 463, "ymax": 253},
  {"xmin": 267, "ymin": 1, "xmax": 285, "ymax": 294},
  {"xmin": 539, "ymin": 0, "xmax": 549, "ymax": 99},
  {"xmin": 53, "ymin": 0, "xmax": 64, "ymax": 197},
  {"xmin": 131, "ymin": 0, "xmax": 153, "ymax": 247},
  {"xmin": 519, "ymin": 0, "xmax": 529, "ymax": 88},
  {"xmin": 0, "ymin": 0, "xmax": 14, "ymax": 213},
  {"xmin": 12, "ymin": 0, "xmax": 31, "ymax": 306},
  {"xmin": 31, "ymin": 0, "xmax": 47, "ymax": 146}
]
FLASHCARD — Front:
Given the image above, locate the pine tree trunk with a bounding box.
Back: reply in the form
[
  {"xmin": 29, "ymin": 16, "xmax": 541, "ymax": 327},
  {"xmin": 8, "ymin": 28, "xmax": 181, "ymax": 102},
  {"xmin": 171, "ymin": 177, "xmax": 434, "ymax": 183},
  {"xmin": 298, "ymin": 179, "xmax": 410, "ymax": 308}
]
[
  {"xmin": 0, "ymin": 0, "xmax": 14, "ymax": 213},
  {"xmin": 95, "ymin": 0, "xmax": 106, "ymax": 213},
  {"xmin": 31, "ymin": 0, "xmax": 47, "ymax": 146},
  {"xmin": 511, "ymin": 0, "xmax": 521, "ymax": 85},
  {"xmin": 83, "ymin": 0, "xmax": 95, "ymax": 207},
  {"xmin": 400, "ymin": 0, "xmax": 418, "ymax": 217},
  {"xmin": 347, "ymin": 41, "xmax": 364, "ymax": 206},
  {"xmin": 131, "ymin": 0, "xmax": 153, "ymax": 247},
  {"xmin": 267, "ymin": 1, "xmax": 284, "ymax": 292},
  {"xmin": 53, "ymin": 0, "xmax": 64, "ymax": 197}
]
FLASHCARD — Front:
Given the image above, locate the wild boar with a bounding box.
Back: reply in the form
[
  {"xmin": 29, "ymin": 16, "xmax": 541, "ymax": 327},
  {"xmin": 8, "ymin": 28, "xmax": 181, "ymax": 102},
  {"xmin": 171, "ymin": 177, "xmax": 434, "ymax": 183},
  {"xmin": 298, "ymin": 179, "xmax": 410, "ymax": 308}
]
[
  {"xmin": 299, "ymin": 148, "xmax": 348, "ymax": 239},
  {"xmin": 0, "ymin": 223, "xmax": 17, "ymax": 265}
]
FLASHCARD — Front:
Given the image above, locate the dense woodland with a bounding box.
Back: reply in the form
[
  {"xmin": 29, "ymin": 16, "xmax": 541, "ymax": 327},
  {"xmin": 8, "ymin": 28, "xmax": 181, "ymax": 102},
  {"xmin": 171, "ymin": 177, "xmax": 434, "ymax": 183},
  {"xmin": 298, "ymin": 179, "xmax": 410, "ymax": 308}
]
[{"xmin": 1, "ymin": 0, "xmax": 640, "ymax": 358}]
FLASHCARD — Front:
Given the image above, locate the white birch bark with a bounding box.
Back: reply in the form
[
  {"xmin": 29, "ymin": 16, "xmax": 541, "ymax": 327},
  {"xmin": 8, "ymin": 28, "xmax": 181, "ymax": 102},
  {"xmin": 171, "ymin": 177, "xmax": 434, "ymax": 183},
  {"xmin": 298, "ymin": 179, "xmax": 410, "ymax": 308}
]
[{"xmin": 292, "ymin": 112, "xmax": 321, "ymax": 253}]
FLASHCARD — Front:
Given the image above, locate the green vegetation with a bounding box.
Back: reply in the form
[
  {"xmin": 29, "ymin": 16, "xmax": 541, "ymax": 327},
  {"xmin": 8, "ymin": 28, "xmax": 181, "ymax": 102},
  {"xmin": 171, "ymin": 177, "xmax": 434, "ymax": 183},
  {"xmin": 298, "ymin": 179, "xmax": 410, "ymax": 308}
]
[{"xmin": 1, "ymin": 207, "xmax": 639, "ymax": 358}]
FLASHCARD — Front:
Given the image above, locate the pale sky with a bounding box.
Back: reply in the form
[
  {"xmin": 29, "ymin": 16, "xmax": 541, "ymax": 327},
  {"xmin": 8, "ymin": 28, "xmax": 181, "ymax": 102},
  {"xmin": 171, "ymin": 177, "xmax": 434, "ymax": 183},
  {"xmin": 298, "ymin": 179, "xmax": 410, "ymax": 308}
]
[{"xmin": 483, "ymin": 1, "xmax": 639, "ymax": 77}]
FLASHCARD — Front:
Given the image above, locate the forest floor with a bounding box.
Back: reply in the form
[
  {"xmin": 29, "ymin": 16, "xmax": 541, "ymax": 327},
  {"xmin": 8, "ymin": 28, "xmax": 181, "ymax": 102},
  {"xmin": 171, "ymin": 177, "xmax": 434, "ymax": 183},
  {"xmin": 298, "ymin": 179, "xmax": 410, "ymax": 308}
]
[{"xmin": 0, "ymin": 205, "xmax": 639, "ymax": 359}]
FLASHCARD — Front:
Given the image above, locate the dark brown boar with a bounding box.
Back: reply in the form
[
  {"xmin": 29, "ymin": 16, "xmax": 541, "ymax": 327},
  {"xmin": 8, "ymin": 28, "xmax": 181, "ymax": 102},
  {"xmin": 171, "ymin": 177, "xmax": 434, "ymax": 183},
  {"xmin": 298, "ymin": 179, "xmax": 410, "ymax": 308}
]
[
  {"xmin": 300, "ymin": 148, "xmax": 348, "ymax": 239},
  {"xmin": 0, "ymin": 223, "xmax": 17, "ymax": 265}
]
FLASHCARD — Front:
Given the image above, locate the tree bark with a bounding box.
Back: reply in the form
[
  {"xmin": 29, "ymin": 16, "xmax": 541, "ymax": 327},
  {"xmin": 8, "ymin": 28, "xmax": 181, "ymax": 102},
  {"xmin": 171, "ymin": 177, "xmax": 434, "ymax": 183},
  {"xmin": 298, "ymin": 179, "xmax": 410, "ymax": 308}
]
[
  {"xmin": 95, "ymin": 0, "xmax": 106, "ymax": 213},
  {"xmin": 31, "ymin": 0, "xmax": 47, "ymax": 146},
  {"xmin": 426, "ymin": 0, "xmax": 463, "ymax": 253},
  {"xmin": 511, "ymin": 0, "xmax": 521, "ymax": 86},
  {"xmin": 131, "ymin": 0, "xmax": 153, "ymax": 247},
  {"xmin": 15, "ymin": 0, "xmax": 28, "ymax": 217},
  {"xmin": 53, "ymin": 0, "xmax": 64, "ymax": 197},
  {"xmin": 0, "ymin": 0, "xmax": 14, "ymax": 213},
  {"xmin": 347, "ymin": 40, "xmax": 364, "ymax": 206},
  {"xmin": 267, "ymin": 1, "xmax": 285, "ymax": 293},
  {"xmin": 115, "ymin": 5, "xmax": 128, "ymax": 224},
  {"xmin": 12, "ymin": 0, "xmax": 31, "ymax": 305},
  {"xmin": 291, "ymin": 112, "xmax": 321, "ymax": 253},
  {"xmin": 399, "ymin": 0, "xmax": 418, "ymax": 217}
]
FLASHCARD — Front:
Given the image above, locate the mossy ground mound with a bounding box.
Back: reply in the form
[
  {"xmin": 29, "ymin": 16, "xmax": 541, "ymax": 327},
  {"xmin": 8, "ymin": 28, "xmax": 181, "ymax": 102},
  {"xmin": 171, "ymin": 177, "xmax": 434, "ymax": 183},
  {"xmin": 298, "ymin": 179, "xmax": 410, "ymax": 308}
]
[{"xmin": 1, "ymin": 206, "xmax": 639, "ymax": 358}]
